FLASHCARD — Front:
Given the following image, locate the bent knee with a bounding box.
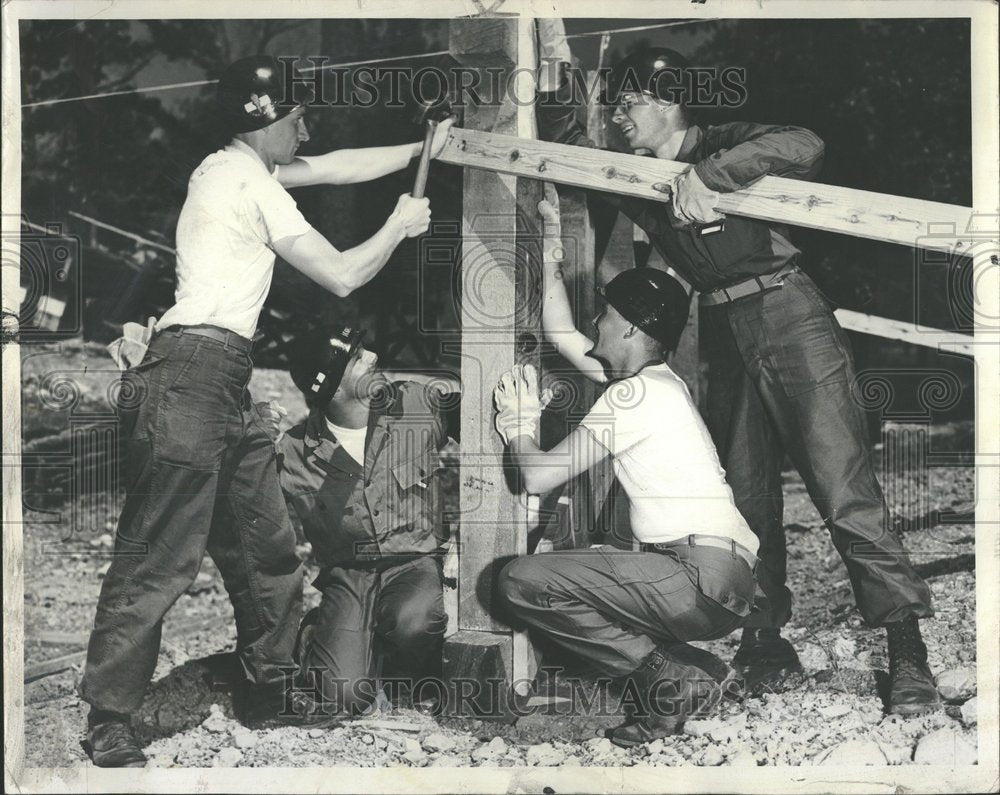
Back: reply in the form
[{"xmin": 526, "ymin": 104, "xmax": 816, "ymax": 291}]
[
  {"xmin": 498, "ymin": 556, "xmax": 548, "ymax": 608},
  {"xmin": 384, "ymin": 606, "xmax": 447, "ymax": 649}
]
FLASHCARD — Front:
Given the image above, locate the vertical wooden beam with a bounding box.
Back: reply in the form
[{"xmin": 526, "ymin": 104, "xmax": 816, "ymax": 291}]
[
  {"xmin": 1, "ymin": 17, "xmax": 24, "ymax": 775},
  {"xmin": 445, "ymin": 17, "xmax": 542, "ymax": 708}
]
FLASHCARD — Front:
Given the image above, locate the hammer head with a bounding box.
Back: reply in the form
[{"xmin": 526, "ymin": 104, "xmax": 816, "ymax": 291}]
[{"xmin": 414, "ymin": 94, "xmax": 456, "ymax": 126}]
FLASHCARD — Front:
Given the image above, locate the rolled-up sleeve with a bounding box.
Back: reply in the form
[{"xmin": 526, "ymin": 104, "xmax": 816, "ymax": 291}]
[{"xmin": 693, "ymin": 122, "xmax": 825, "ymax": 193}]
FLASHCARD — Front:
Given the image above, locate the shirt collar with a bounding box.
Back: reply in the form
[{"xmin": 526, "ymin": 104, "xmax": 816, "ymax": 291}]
[
  {"xmin": 224, "ymin": 138, "xmax": 274, "ymax": 175},
  {"xmin": 675, "ymin": 125, "xmax": 704, "ymax": 163}
]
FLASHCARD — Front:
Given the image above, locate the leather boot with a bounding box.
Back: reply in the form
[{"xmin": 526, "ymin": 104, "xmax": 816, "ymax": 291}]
[
  {"xmin": 293, "ymin": 606, "xmax": 320, "ymax": 666},
  {"xmin": 669, "ymin": 642, "xmax": 745, "ymax": 702},
  {"xmin": 86, "ymin": 709, "xmax": 147, "ymax": 768},
  {"xmin": 608, "ymin": 647, "xmax": 736, "ymax": 748},
  {"xmin": 885, "ymin": 616, "xmax": 941, "ymax": 715},
  {"xmin": 732, "ymin": 627, "xmax": 803, "ymax": 687}
]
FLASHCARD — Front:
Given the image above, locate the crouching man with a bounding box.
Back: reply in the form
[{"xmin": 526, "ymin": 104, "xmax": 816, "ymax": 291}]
[
  {"xmin": 495, "ymin": 213, "xmax": 758, "ymax": 745},
  {"xmin": 270, "ymin": 326, "xmax": 452, "ymax": 718}
]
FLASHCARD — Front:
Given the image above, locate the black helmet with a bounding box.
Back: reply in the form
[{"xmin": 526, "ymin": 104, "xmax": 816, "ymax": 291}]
[
  {"xmin": 288, "ymin": 324, "xmax": 367, "ymax": 408},
  {"xmin": 607, "ymin": 47, "xmax": 691, "ymax": 105},
  {"xmin": 216, "ymin": 55, "xmax": 314, "ymax": 135},
  {"xmin": 597, "ymin": 268, "xmax": 690, "ymax": 352}
]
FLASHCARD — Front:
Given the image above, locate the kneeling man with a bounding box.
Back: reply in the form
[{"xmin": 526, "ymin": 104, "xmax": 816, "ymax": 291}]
[
  {"xmin": 275, "ymin": 326, "xmax": 451, "ymax": 717},
  {"xmin": 496, "ymin": 250, "xmax": 758, "ymax": 747}
]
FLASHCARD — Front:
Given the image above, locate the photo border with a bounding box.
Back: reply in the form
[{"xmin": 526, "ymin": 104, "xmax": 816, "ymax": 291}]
[{"xmin": 2, "ymin": 1, "xmax": 997, "ymax": 792}]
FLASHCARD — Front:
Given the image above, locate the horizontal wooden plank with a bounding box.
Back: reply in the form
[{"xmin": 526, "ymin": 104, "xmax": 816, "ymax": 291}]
[
  {"xmin": 835, "ymin": 308, "xmax": 974, "ymax": 356},
  {"xmin": 438, "ymin": 128, "xmax": 978, "ymax": 253}
]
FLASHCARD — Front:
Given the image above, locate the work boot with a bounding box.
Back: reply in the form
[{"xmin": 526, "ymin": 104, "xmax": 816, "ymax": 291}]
[
  {"xmin": 242, "ymin": 685, "xmax": 345, "ymax": 730},
  {"xmin": 608, "ymin": 647, "xmax": 736, "ymax": 748},
  {"xmin": 670, "ymin": 642, "xmax": 745, "ymax": 702},
  {"xmin": 885, "ymin": 616, "xmax": 941, "ymax": 715},
  {"xmin": 293, "ymin": 606, "xmax": 320, "ymax": 666},
  {"xmin": 732, "ymin": 628, "xmax": 803, "ymax": 687},
  {"xmin": 86, "ymin": 709, "xmax": 147, "ymax": 768}
]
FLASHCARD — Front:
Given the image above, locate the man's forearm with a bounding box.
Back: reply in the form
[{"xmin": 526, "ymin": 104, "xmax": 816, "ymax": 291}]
[
  {"xmin": 508, "ymin": 435, "xmax": 545, "ymax": 493},
  {"xmin": 281, "ymin": 143, "xmax": 420, "ymax": 187},
  {"xmin": 338, "ymin": 213, "xmax": 408, "ymax": 292}
]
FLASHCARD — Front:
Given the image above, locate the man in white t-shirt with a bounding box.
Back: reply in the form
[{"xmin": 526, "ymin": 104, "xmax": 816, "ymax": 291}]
[
  {"xmin": 80, "ymin": 55, "xmax": 448, "ymax": 767},
  {"xmin": 494, "ymin": 197, "xmax": 758, "ymax": 747}
]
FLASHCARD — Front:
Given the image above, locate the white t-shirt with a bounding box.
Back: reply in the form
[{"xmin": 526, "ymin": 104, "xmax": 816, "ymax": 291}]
[
  {"xmin": 156, "ymin": 139, "xmax": 313, "ymax": 339},
  {"xmin": 578, "ymin": 363, "xmax": 758, "ymax": 553},
  {"xmin": 325, "ymin": 418, "xmax": 368, "ymax": 467}
]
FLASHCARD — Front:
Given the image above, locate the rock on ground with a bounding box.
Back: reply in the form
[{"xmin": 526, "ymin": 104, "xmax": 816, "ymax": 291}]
[
  {"xmin": 935, "ymin": 668, "xmax": 976, "ymax": 702},
  {"xmin": 959, "ymin": 697, "xmax": 977, "ymax": 727},
  {"xmin": 213, "ymin": 747, "xmax": 243, "ymax": 767},
  {"xmin": 526, "ymin": 742, "xmax": 565, "ymax": 766}
]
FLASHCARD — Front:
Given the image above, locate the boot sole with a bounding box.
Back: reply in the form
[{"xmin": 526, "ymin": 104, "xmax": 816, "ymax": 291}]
[
  {"xmin": 888, "ymin": 701, "xmax": 942, "ymax": 716},
  {"xmin": 736, "ymin": 663, "xmax": 804, "ymax": 690}
]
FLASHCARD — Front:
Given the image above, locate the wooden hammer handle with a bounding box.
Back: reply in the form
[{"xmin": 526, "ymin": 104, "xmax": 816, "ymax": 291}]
[{"xmin": 412, "ymin": 120, "xmax": 439, "ymax": 199}]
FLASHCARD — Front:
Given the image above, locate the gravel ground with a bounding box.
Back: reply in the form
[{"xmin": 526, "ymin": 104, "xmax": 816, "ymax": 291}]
[{"xmin": 18, "ymin": 342, "xmax": 980, "ymax": 769}]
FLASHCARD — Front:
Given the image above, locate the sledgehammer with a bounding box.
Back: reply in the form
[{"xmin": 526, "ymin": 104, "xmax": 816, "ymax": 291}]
[{"xmin": 412, "ymin": 96, "xmax": 455, "ymax": 199}]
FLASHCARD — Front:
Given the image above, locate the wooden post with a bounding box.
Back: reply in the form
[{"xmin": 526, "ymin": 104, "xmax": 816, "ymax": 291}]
[
  {"xmin": 2, "ymin": 27, "xmax": 24, "ymax": 773},
  {"xmin": 444, "ymin": 17, "xmax": 543, "ymax": 714}
]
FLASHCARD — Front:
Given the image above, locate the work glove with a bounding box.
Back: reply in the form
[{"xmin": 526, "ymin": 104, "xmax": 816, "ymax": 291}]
[
  {"xmin": 493, "ymin": 364, "xmax": 553, "ymax": 446},
  {"xmin": 430, "ymin": 116, "xmax": 456, "ymax": 159},
  {"xmin": 670, "ymin": 167, "xmax": 725, "ymax": 226},
  {"xmin": 255, "ymin": 399, "xmax": 288, "ymax": 444}
]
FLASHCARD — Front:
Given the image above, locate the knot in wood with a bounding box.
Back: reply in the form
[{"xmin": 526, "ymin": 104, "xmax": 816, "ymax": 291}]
[
  {"xmin": 603, "ymin": 166, "xmax": 617, "ymax": 179},
  {"xmin": 509, "ymin": 150, "xmax": 520, "ymax": 162}
]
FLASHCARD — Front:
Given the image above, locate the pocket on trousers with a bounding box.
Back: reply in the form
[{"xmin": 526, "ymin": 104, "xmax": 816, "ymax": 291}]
[
  {"xmin": 154, "ymin": 345, "xmax": 238, "ymax": 471},
  {"xmin": 692, "ymin": 555, "xmax": 754, "ymax": 617},
  {"xmin": 118, "ymin": 352, "xmax": 167, "ymax": 441},
  {"xmin": 597, "ymin": 548, "xmax": 692, "ymax": 595}
]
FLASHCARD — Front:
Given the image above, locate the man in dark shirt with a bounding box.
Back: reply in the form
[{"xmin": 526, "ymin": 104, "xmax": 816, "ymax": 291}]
[
  {"xmin": 533, "ymin": 28, "xmax": 939, "ymax": 714},
  {"xmin": 271, "ymin": 325, "xmax": 451, "ymax": 717}
]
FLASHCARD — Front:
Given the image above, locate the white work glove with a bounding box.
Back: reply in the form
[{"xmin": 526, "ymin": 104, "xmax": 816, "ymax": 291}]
[
  {"xmin": 430, "ymin": 116, "xmax": 456, "ymax": 159},
  {"xmin": 256, "ymin": 399, "xmax": 288, "ymax": 444},
  {"xmin": 536, "ymin": 19, "xmax": 571, "ymax": 92},
  {"xmin": 671, "ymin": 167, "xmax": 724, "ymax": 226},
  {"xmin": 493, "ymin": 364, "xmax": 553, "ymax": 446}
]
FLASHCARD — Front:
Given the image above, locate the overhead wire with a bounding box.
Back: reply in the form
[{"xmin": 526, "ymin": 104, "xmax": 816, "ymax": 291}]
[{"xmin": 21, "ymin": 19, "xmax": 714, "ymax": 109}]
